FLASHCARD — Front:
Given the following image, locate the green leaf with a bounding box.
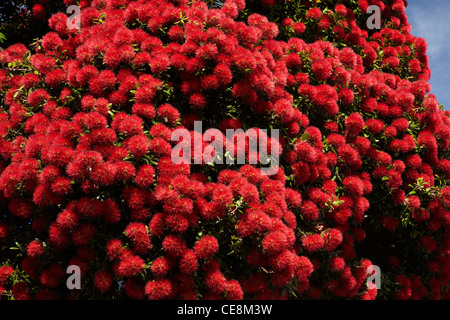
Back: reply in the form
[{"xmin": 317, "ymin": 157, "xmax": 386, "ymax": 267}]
[
  {"xmin": 300, "ymin": 132, "xmax": 310, "ymax": 141},
  {"xmin": 0, "ymin": 32, "xmax": 7, "ymax": 44}
]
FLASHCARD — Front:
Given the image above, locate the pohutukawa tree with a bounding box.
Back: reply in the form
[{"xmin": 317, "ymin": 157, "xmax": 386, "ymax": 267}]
[{"xmin": 0, "ymin": 0, "xmax": 449, "ymax": 300}]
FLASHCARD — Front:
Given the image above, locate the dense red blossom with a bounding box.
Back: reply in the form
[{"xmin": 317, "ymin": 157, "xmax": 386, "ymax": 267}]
[
  {"xmin": 145, "ymin": 279, "xmax": 173, "ymax": 300},
  {"xmin": 116, "ymin": 255, "xmax": 145, "ymax": 278},
  {"xmin": 94, "ymin": 270, "xmax": 113, "ymax": 292},
  {"xmin": 193, "ymin": 235, "xmax": 219, "ymax": 259},
  {"xmin": 301, "ymin": 234, "xmax": 324, "ymax": 253},
  {"xmin": 322, "ymin": 229, "xmax": 343, "ymax": 252},
  {"xmin": 0, "ymin": 0, "xmax": 448, "ymax": 301}
]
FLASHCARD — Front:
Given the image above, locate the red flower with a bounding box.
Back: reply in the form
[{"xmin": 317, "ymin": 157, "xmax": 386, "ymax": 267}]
[
  {"xmin": 196, "ymin": 43, "xmax": 219, "ymax": 60},
  {"xmin": 292, "ymin": 161, "xmax": 310, "ymax": 184},
  {"xmin": 76, "ymin": 197, "xmax": 103, "ymax": 219},
  {"xmin": 150, "ymin": 54, "xmax": 170, "ymax": 74},
  {"xmin": 419, "ymin": 235, "xmax": 436, "ymax": 252},
  {"xmin": 101, "ymin": 199, "xmax": 121, "ymax": 224},
  {"xmin": 306, "ymin": 7, "xmax": 322, "ymax": 21},
  {"xmin": 145, "ymin": 279, "xmax": 173, "ymax": 300},
  {"xmin": 205, "ymin": 266, "xmax": 228, "ymax": 294},
  {"xmin": 391, "ymin": 118, "xmax": 410, "ymax": 132},
  {"xmin": 40, "ymin": 264, "xmax": 65, "ymax": 288},
  {"xmin": 301, "ymin": 200, "xmax": 319, "ymax": 221},
  {"xmin": 179, "ymin": 250, "xmax": 199, "ymax": 274},
  {"xmin": 189, "ymin": 93, "xmax": 206, "ymax": 109},
  {"xmin": 124, "ymin": 278, "xmax": 145, "ymax": 299},
  {"xmin": 322, "ymin": 180, "xmax": 337, "ymax": 195},
  {"xmin": 20, "ymin": 74, "xmax": 41, "ymax": 90},
  {"xmin": 48, "ymin": 222, "xmax": 70, "ymax": 249},
  {"xmin": 8, "ymin": 199, "xmax": 34, "ymax": 219},
  {"xmin": 281, "ymin": 17, "xmax": 294, "ymax": 26},
  {"xmin": 339, "ymin": 47, "xmax": 357, "ymax": 69},
  {"xmin": 165, "ymin": 213, "xmax": 189, "ymax": 233},
  {"xmin": 294, "ymin": 256, "xmax": 314, "ymax": 282},
  {"xmin": 365, "ymin": 119, "xmax": 385, "ymax": 134},
  {"xmin": 224, "ymin": 279, "xmax": 244, "ymax": 300},
  {"xmin": 168, "ymin": 25, "xmax": 185, "ymax": 42},
  {"xmin": 134, "ymin": 85, "xmax": 156, "ymax": 103},
  {"xmin": 0, "ymin": 223, "xmax": 10, "ymax": 242},
  {"xmin": 147, "ymin": 212, "xmax": 164, "ymax": 236},
  {"xmin": 214, "ymin": 63, "xmax": 233, "ymax": 87},
  {"xmin": 125, "ymin": 134, "xmax": 150, "ymax": 158},
  {"xmin": 361, "ymin": 288, "xmax": 378, "ymax": 300},
  {"xmin": 212, "ymin": 184, "xmax": 234, "ymax": 207},
  {"xmin": 94, "ymin": 270, "xmax": 113, "ymax": 292},
  {"xmin": 301, "ymin": 234, "xmax": 324, "ymax": 253},
  {"xmin": 237, "ymin": 183, "xmax": 260, "ymax": 205},
  {"xmin": 338, "ymin": 144, "xmax": 362, "ymax": 169},
  {"xmin": 114, "ymin": 27, "xmax": 134, "ymax": 46},
  {"xmin": 262, "ymin": 231, "xmax": 289, "ymax": 254},
  {"xmin": 241, "ymin": 209, "xmax": 272, "ymax": 235},
  {"xmin": 321, "ymin": 228, "xmax": 343, "ymax": 251},
  {"xmin": 132, "ymin": 103, "xmax": 156, "ymax": 120},
  {"xmin": 12, "ymin": 282, "xmax": 31, "ymax": 300},
  {"xmin": 194, "ymin": 235, "xmax": 219, "ymax": 259},
  {"xmin": 149, "ymin": 124, "xmax": 171, "ymax": 141},
  {"xmin": 295, "ymin": 141, "xmax": 317, "ymax": 163},
  {"xmin": 345, "ymin": 112, "xmax": 365, "ymax": 136},
  {"xmin": 110, "ymin": 162, "xmax": 133, "ymax": 182},
  {"xmin": 124, "ymin": 222, "xmax": 147, "ymax": 242},
  {"xmin": 151, "ymin": 256, "xmax": 170, "ymax": 277},
  {"xmin": 308, "ymin": 187, "xmax": 331, "ymax": 206},
  {"xmin": 106, "ymin": 239, "xmax": 123, "ymax": 261},
  {"xmin": 117, "ymin": 255, "xmax": 145, "ymax": 278},
  {"xmin": 162, "ymin": 234, "xmax": 187, "ymax": 258},
  {"xmin": 343, "ymin": 175, "xmax": 364, "ymax": 197},
  {"xmin": 327, "ymin": 133, "xmax": 346, "ymax": 148},
  {"xmin": 30, "ymin": 54, "xmax": 56, "ymax": 74},
  {"xmin": 72, "ymin": 223, "xmax": 96, "ymax": 246},
  {"xmin": 284, "ymin": 188, "xmax": 302, "ymax": 208},
  {"xmin": 116, "ymin": 115, "xmax": 143, "ymax": 137},
  {"xmin": 45, "ymin": 69, "xmax": 66, "ymax": 88},
  {"xmin": 149, "ymin": 137, "xmax": 172, "ymax": 157},
  {"xmin": 0, "ymin": 265, "xmax": 14, "ymax": 284},
  {"xmin": 412, "ymin": 208, "xmax": 430, "ymax": 222},
  {"xmin": 27, "ymin": 240, "xmax": 44, "ymax": 258},
  {"xmin": 27, "ymin": 89, "xmax": 50, "ymax": 107},
  {"xmin": 406, "ymin": 195, "xmax": 421, "ymax": 210},
  {"xmin": 51, "ymin": 176, "xmax": 72, "ymax": 195},
  {"xmin": 134, "ymin": 164, "xmax": 155, "ymax": 188},
  {"xmin": 380, "ymin": 216, "xmax": 399, "ymax": 231},
  {"xmin": 335, "ymin": 4, "xmax": 348, "ymax": 16},
  {"xmin": 157, "ymin": 103, "xmax": 180, "ymax": 126},
  {"xmin": 32, "ymin": 4, "xmax": 46, "ymax": 20},
  {"xmin": 312, "ymin": 60, "xmax": 332, "ymax": 82},
  {"xmin": 292, "ymin": 22, "xmax": 306, "ymax": 34},
  {"xmin": 329, "ymin": 256, "xmax": 345, "ymax": 272}
]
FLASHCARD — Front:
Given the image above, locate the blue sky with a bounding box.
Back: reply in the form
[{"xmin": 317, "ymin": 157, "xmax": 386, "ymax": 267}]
[{"xmin": 405, "ymin": 0, "xmax": 450, "ymax": 110}]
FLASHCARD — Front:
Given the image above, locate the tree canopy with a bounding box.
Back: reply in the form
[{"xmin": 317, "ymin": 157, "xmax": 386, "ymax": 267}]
[{"xmin": 0, "ymin": 0, "xmax": 448, "ymax": 300}]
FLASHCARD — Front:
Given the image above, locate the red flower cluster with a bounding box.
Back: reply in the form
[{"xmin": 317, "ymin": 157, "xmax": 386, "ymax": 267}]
[{"xmin": 0, "ymin": 0, "xmax": 449, "ymax": 300}]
